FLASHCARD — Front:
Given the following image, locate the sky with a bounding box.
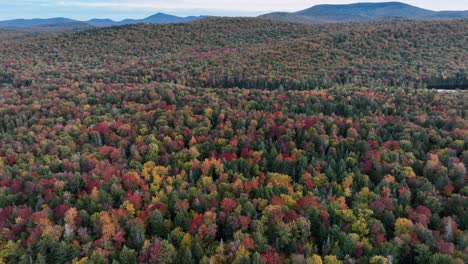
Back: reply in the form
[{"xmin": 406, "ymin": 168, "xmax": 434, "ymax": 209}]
[{"xmin": 1, "ymin": 0, "xmax": 468, "ymax": 21}]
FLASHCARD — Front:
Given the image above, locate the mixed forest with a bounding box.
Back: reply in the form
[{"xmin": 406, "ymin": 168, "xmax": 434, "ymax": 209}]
[
  {"xmin": 0, "ymin": 17, "xmax": 467, "ymax": 264},
  {"xmin": 1, "ymin": 18, "xmax": 467, "ymax": 90}
]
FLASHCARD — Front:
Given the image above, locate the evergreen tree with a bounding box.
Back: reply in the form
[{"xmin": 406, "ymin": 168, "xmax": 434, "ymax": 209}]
[
  {"xmin": 118, "ymin": 246, "xmax": 137, "ymax": 264},
  {"xmin": 179, "ymin": 248, "xmax": 195, "ymax": 264},
  {"xmin": 127, "ymin": 220, "xmax": 146, "ymax": 250},
  {"xmin": 252, "ymin": 252, "xmax": 262, "ymax": 264},
  {"xmin": 191, "ymin": 235, "xmax": 204, "ymax": 262},
  {"xmin": 148, "ymin": 210, "xmax": 166, "ymax": 237},
  {"xmin": 175, "ymin": 209, "xmax": 191, "ymax": 231}
]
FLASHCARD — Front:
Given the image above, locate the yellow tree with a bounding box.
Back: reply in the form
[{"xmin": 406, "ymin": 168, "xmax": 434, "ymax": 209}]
[
  {"xmin": 324, "ymin": 255, "xmax": 343, "ymax": 264},
  {"xmin": 395, "ymin": 218, "xmax": 414, "ymax": 235},
  {"xmin": 142, "ymin": 161, "xmax": 169, "ymax": 192},
  {"xmin": 370, "ymin": 256, "xmax": 388, "ymax": 264}
]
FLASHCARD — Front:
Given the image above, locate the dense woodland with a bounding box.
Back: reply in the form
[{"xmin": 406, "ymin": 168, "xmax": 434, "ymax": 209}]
[
  {"xmin": 0, "ymin": 18, "xmax": 467, "ymax": 90},
  {"xmin": 0, "ymin": 17, "xmax": 467, "ymax": 264}
]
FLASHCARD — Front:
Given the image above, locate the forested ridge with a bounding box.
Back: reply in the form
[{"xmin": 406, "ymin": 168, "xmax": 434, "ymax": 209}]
[
  {"xmin": 0, "ymin": 17, "xmax": 467, "ymax": 264},
  {"xmin": 1, "ymin": 18, "xmax": 467, "ymax": 90}
]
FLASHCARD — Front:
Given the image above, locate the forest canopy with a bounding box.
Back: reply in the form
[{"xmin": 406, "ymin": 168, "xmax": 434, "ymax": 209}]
[
  {"xmin": 0, "ymin": 17, "xmax": 467, "ymax": 264},
  {"xmin": 0, "ymin": 18, "xmax": 467, "ymax": 90}
]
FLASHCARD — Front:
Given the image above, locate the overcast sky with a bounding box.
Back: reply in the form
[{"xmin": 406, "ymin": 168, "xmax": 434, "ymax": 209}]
[{"xmin": 1, "ymin": 0, "xmax": 467, "ymax": 20}]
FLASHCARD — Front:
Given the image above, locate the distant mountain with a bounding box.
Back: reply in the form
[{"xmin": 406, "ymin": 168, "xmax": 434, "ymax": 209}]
[
  {"xmin": 86, "ymin": 13, "xmax": 207, "ymax": 26},
  {"xmin": 260, "ymin": 2, "xmax": 468, "ymax": 24},
  {"xmin": 0, "ymin": 18, "xmax": 81, "ymax": 28},
  {"xmin": 142, "ymin": 13, "xmax": 206, "ymax": 24},
  {"xmin": 0, "ymin": 13, "xmax": 207, "ymax": 29},
  {"xmin": 85, "ymin": 19, "xmax": 116, "ymax": 27}
]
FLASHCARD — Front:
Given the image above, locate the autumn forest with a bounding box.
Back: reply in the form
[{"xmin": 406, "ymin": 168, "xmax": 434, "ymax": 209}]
[{"xmin": 0, "ymin": 16, "xmax": 467, "ymax": 264}]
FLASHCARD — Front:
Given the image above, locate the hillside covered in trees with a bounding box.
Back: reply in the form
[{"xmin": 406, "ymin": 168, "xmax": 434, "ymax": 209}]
[
  {"xmin": 0, "ymin": 17, "xmax": 467, "ymax": 264},
  {"xmin": 1, "ymin": 18, "xmax": 467, "ymax": 90}
]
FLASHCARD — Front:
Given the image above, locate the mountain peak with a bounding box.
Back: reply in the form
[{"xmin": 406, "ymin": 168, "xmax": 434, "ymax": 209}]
[
  {"xmin": 261, "ymin": 1, "xmax": 468, "ymax": 24},
  {"xmin": 311, "ymin": 1, "xmax": 411, "ymax": 8},
  {"xmin": 146, "ymin": 13, "xmax": 175, "ymax": 18},
  {"xmin": 143, "ymin": 13, "xmax": 204, "ymax": 23},
  {"xmin": 296, "ymin": 1, "xmax": 432, "ymax": 18}
]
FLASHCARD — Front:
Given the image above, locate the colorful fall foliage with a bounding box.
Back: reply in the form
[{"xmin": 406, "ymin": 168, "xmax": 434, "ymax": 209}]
[{"xmin": 0, "ymin": 16, "xmax": 467, "ymax": 264}]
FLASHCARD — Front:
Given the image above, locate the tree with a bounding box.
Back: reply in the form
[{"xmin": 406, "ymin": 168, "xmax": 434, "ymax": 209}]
[
  {"xmin": 148, "ymin": 210, "xmax": 166, "ymax": 238},
  {"xmin": 370, "ymin": 256, "xmax": 388, "ymax": 264},
  {"xmin": 233, "ymin": 245, "xmax": 251, "ymax": 264},
  {"xmin": 158, "ymin": 240, "xmax": 177, "ymax": 264},
  {"xmin": 191, "ymin": 235, "xmax": 204, "ymax": 262},
  {"xmin": 252, "ymin": 252, "xmax": 262, "ymax": 264},
  {"xmin": 305, "ymin": 255, "xmax": 323, "ymax": 264},
  {"xmin": 117, "ymin": 246, "xmax": 137, "ymax": 264},
  {"xmin": 175, "ymin": 209, "xmax": 191, "ymax": 231},
  {"xmin": 394, "ymin": 218, "xmax": 413, "ymax": 235},
  {"xmin": 127, "ymin": 219, "xmax": 146, "ymax": 250},
  {"xmin": 324, "ymin": 255, "xmax": 342, "ymax": 264},
  {"xmin": 0, "ymin": 240, "xmax": 21, "ymax": 264},
  {"xmin": 178, "ymin": 248, "xmax": 195, "ymax": 264},
  {"xmin": 88, "ymin": 252, "xmax": 107, "ymax": 264}
]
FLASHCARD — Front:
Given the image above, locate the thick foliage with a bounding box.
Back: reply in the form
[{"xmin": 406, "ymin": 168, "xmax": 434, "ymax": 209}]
[
  {"xmin": 0, "ymin": 83, "xmax": 467, "ymax": 263},
  {"xmin": 0, "ymin": 17, "xmax": 467, "ymax": 264},
  {"xmin": 0, "ymin": 18, "xmax": 467, "ymax": 90}
]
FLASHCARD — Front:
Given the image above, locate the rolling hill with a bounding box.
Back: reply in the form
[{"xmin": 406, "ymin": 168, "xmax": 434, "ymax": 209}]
[
  {"xmin": 0, "ymin": 17, "xmax": 79, "ymax": 28},
  {"xmin": 260, "ymin": 2, "xmax": 468, "ymax": 24},
  {"xmin": 1, "ymin": 17, "xmax": 466, "ymax": 90},
  {"xmin": 0, "ymin": 13, "xmax": 206, "ymax": 29}
]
